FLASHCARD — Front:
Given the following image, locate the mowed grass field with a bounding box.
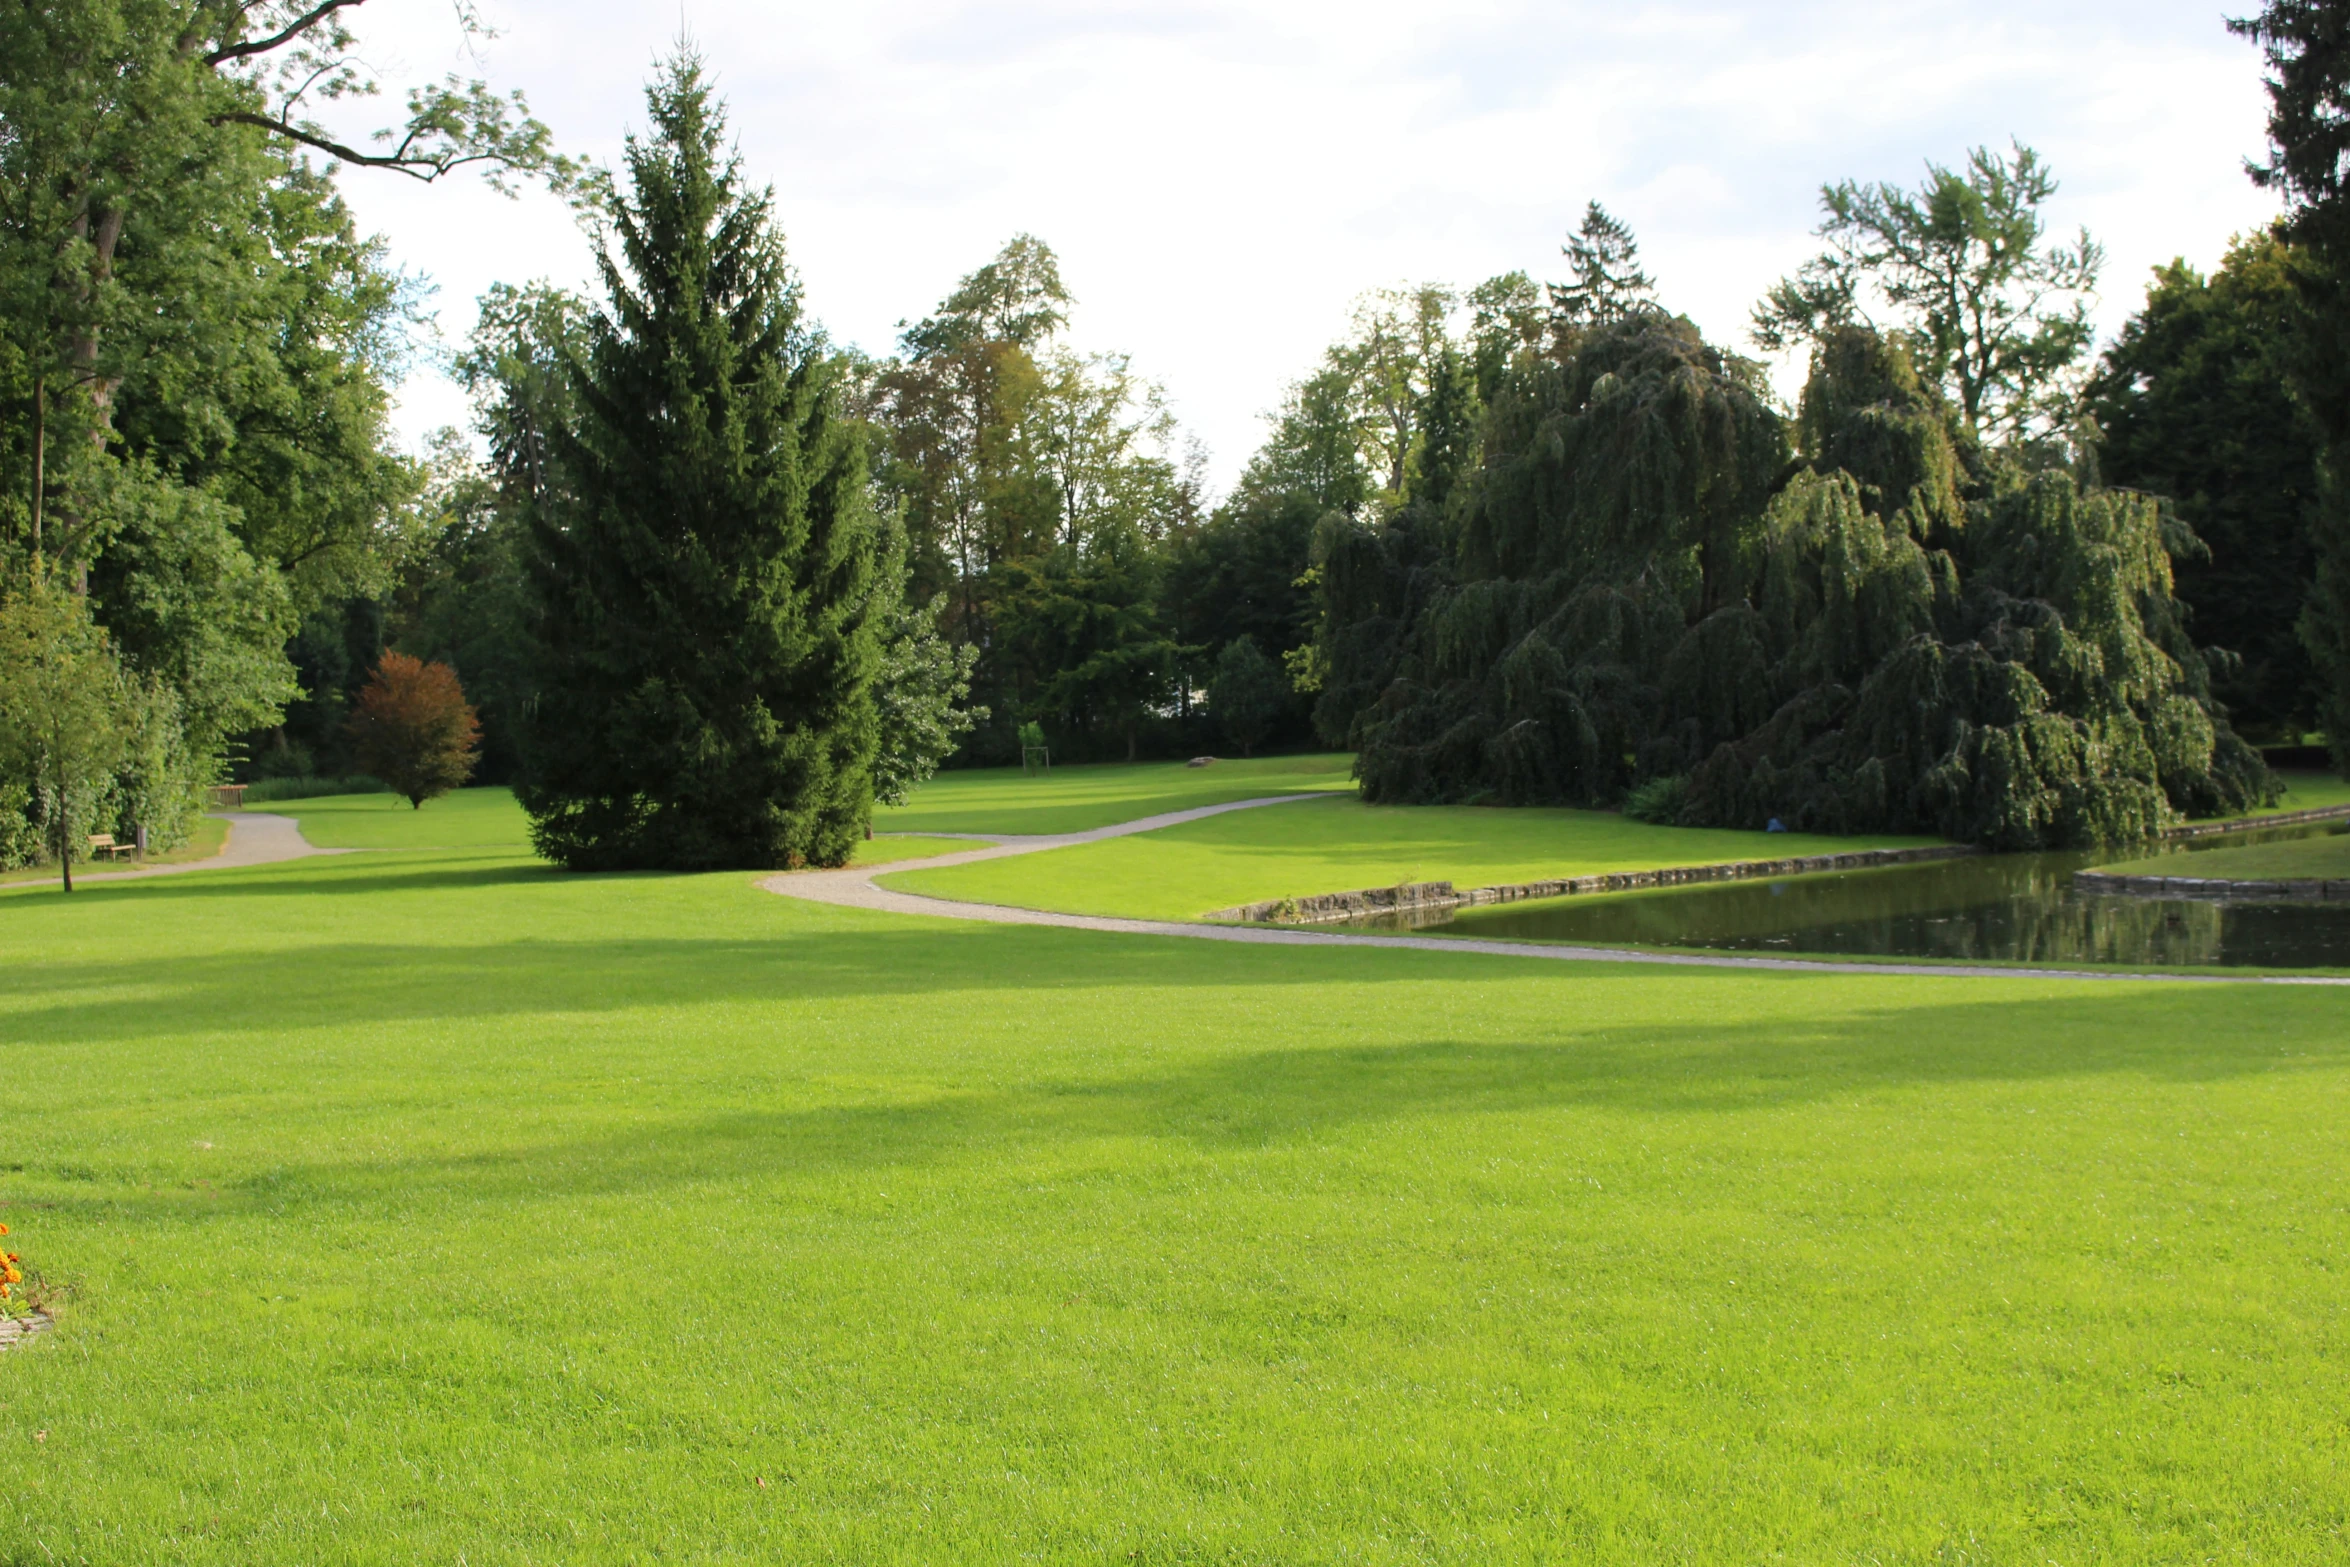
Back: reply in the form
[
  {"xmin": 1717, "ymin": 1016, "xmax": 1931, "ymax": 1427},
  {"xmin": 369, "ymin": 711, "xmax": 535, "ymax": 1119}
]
[
  {"xmin": 2, "ymin": 779, "xmax": 2347, "ymax": 1560},
  {"xmin": 2103, "ymin": 830, "xmax": 2350, "ymax": 881},
  {"xmin": 883, "ymin": 795, "xmax": 1944, "ymax": 920},
  {"xmin": 869, "ymin": 753, "xmax": 1356, "ymax": 836}
]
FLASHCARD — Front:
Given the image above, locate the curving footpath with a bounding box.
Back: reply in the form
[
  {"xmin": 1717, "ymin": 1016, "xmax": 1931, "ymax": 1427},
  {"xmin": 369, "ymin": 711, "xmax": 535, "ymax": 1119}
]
[
  {"xmin": 46, "ymin": 812, "xmax": 353, "ymax": 886},
  {"xmin": 760, "ymin": 795, "xmax": 2350, "ymax": 986}
]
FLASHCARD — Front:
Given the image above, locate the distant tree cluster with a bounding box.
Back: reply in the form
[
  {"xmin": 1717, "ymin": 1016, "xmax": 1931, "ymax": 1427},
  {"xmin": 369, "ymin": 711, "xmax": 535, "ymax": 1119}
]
[{"xmin": 1298, "ymin": 174, "xmax": 2280, "ymax": 846}]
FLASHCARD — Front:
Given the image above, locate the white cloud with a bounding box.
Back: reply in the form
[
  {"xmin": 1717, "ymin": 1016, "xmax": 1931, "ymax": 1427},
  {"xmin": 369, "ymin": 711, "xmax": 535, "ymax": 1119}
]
[{"xmin": 330, "ymin": 0, "xmax": 2283, "ymax": 492}]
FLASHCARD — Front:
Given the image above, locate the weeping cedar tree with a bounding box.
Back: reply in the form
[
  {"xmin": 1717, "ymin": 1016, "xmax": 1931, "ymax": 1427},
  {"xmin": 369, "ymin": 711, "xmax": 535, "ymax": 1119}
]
[
  {"xmin": 1326, "ymin": 315, "xmax": 2271, "ymax": 848},
  {"xmin": 520, "ymin": 55, "xmax": 881, "ymax": 870}
]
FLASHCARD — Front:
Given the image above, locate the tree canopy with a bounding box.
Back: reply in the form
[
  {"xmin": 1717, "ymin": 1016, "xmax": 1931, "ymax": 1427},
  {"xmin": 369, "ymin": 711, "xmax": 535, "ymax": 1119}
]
[
  {"xmin": 1307, "ymin": 192, "xmax": 2271, "ymax": 848},
  {"xmin": 518, "ymin": 54, "xmax": 881, "ymax": 871}
]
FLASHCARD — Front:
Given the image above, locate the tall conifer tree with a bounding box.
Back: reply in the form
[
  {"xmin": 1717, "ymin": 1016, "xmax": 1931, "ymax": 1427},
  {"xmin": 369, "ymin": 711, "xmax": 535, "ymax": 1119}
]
[{"xmin": 520, "ymin": 53, "xmax": 880, "ymax": 870}]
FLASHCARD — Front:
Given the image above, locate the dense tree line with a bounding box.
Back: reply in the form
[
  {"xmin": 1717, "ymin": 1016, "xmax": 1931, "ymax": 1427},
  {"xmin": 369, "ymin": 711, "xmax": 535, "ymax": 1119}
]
[
  {"xmin": 0, "ymin": 0, "xmax": 565, "ymax": 878},
  {"xmin": 8, "ymin": 5, "xmax": 2345, "ymax": 875}
]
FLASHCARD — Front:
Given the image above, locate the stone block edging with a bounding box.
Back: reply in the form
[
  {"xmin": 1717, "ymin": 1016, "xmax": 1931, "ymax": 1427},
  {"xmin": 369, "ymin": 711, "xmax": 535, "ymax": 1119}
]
[
  {"xmin": 2071, "ymin": 802, "xmax": 2350, "ymax": 903},
  {"xmin": 0, "ymin": 1311, "xmax": 53, "ymax": 1350},
  {"xmin": 1207, "ymin": 844, "xmax": 1981, "ymax": 926},
  {"xmin": 2072, "ymin": 872, "xmax": 2350, "ymax": 903}
]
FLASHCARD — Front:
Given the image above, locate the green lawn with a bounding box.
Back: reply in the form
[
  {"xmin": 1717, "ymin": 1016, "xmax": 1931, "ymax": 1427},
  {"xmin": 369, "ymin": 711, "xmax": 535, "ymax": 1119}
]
[
  {"xmin": 272, "ymin": 788, "xmax": 980, "ymax": 867},
  {"xmin": 2248, "ymin": 768, "xmax": 2350, "ymax": 815},
  {"xmin": 870, "ymin": 753, "xmax": 1356, "ymax": 836},
  {"xmin": 882, "ymin": 795, "xmax": 1945, "ymax": 920},
  {"xmin": 2101, "ymin": 829, "xmax": 2350, "ymax": 881},
  {"xmin": 269, "ymin": 786, "xmax": 535, "ymax": 849},
  {"xmin": 5, "ymin": 787, "xmax": 2348, "ymax": 1561}
]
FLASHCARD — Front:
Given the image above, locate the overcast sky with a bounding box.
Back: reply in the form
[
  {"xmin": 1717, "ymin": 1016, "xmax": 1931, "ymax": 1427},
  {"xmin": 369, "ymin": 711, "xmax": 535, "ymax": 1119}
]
[{"xmin": 331, "ymin": 0, "xmax": 2283, "ymax": 493}]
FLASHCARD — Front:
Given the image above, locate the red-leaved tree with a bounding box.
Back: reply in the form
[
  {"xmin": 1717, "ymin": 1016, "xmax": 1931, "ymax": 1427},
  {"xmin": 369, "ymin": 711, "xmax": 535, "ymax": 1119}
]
[{"xmin": 347, "ymin": 653, "xmax": 482, "ymax": 809}]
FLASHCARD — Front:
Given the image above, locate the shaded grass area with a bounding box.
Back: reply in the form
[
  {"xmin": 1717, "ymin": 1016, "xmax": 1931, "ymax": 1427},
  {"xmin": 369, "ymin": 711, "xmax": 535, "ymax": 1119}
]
[
  {"xmin": 277, "ymin": 791, "xmax": 980, "ymax": 868},
  {"xmin": 2101, "ymin": 828, "xmax": 2350, "ymax": 881},
  {"xmin": 883, "ymin": 795, "xmax": 1945, "ymax": 920},
  {"xmin": 275, "ymin": 786, "xmax": 536, "ymax": 850},
  {"xmin": 871, "ymin": 753, "xmax": 1356, "ymax": 836},
  {"xmin": 2241, "ymin": 768, "xmax": 2350, "ymax": 815},
  {"xmin": 0, "ymin": 815, "xmax": 230, "ymax": 887},
  {"xmin": 1, "ymin": 848, "xmax": 2344, "ymax": 1561}
]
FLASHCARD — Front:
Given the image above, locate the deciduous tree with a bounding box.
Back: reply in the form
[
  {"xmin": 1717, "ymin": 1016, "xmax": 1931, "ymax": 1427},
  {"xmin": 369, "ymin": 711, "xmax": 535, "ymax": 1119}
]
[
  {"xmin": 1753, "ymin": 143, "xmax": 2102, "ymax": 442},
  {"xmin": 0, "ymin": 576, "xmax": 135, "ymax": 890},
  {"xmin": 2232, "ymin": 0, "xmax": 2350, "ymax": 771},
  {"xmin": 346, "ymin": 651, "xmax": 479, "ymax": 809},
  {"xmin": 2087, "ymin": 231, "xmax": 2323, "ymax": 739}
]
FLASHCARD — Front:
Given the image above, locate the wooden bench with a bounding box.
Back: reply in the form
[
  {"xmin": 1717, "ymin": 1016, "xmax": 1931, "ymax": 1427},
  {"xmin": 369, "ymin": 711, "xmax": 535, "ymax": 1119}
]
[{"xmin": 87, "ymin": 834, "xmax": 136, "ymax": 862}]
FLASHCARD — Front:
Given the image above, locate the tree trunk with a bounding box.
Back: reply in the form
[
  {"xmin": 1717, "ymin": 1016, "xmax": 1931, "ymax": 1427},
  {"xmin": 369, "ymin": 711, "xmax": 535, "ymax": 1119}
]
[
  {"xmin": 29, "ymin": 381, "xmax": 44, "ymax": 562},
  {"xmin": 55, "ymin": 202, "xmax": 125, "ymax": 583},
  {"xmin": 57, "ymin": 772, "xmax": 73, "ymax": 895}
]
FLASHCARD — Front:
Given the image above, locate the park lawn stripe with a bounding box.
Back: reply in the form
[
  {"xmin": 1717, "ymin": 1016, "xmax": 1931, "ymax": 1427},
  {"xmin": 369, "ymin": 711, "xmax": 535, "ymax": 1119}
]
[{"xmin": 2, "ymin": 838, "xmax": 2347, "ymax": 1562}]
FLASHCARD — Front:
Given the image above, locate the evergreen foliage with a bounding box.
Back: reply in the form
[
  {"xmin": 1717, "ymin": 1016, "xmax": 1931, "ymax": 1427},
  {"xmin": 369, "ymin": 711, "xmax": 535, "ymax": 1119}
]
[
  {"xmin": 519, "ymin": 55, "xmax": 882, "ymax": 870},
  {"xmin": 1549, "ymin": 203, "xmax": 1657, "ymax": 330},
  {"xmin": 1208, "ymin": 636, "xmax": 1286, "ymax": 756},
  {"xmin": 1332, "ymin": 316, "xmax": 2272, "ymax": 847}
]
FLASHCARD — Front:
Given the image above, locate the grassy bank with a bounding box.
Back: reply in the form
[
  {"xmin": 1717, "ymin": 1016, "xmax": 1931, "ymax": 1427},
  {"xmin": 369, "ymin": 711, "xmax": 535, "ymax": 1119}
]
[
  {"xmin": 277, "ymin": 788, "xmax": 981, "ymax": 867},
  {"xmin": 870, "ymin": 753, "xmax": 1356, "ymax": 836},
  {"xmin": 2100, "ymin": 829, "xmax": 2350, "ymax": 881},
  {"xmin": 882, "ymin": 794, "xmax": 1944, "ymax": 920}
]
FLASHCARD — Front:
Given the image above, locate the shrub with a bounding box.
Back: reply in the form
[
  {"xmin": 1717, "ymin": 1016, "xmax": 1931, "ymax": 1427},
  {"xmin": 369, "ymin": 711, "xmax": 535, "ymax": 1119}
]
[
  {"xmin": 240, "ymin": 775, "xmax": 390, "ymax": 803},
  {"xmin": 1622, "ymin": 774, "xmax": 1690, "ymax": 824}
]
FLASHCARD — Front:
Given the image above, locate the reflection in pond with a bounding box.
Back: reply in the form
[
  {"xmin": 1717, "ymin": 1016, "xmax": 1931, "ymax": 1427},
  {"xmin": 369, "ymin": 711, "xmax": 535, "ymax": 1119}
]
[{"xmin": 1347, "ymin": 821, "xmax": 2350, "ymax": 970}]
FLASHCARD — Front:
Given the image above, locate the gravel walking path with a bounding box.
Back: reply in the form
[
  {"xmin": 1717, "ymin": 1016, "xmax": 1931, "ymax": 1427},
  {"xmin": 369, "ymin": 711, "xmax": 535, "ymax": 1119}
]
[
  {"xmin": 47, "ymin": 812, "xmax": 354, "ymax": 886},
  {"xmin": 761, "ymin": 795, "xmax": 2350, "ymax": 986}
]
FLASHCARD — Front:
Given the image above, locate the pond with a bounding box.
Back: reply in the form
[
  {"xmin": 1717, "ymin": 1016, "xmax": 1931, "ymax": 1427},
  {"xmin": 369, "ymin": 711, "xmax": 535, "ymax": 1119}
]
[{"xmin": 1346, "ymin": 820, "xmax": 2350, "ymax": 971}]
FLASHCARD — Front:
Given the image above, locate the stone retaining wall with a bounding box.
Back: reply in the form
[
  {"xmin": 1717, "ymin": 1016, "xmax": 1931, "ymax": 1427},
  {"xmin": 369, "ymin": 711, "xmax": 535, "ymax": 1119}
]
[
  {"xmin": 1207, "ymin": 845, "xmax": 1980, "ymax": 926},
  {"xmin": 2158, "ymin": 802, "xmax": 2350, "ymax": 840},
  {"xmin": 2072, "ymin": 872, "xmax": 2350, "ymax": 903},
  {"xmin": 1207, "ymin": 802, "xmax": 2350, "ymax": 926},
  {"xmin": 2070, "ymin": 802, "xmax": 2350, "ymax": 903}
]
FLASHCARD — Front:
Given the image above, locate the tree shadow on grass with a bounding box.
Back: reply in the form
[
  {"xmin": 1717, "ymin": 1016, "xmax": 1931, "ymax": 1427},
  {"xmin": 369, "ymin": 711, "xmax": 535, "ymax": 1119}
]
[{"xmin": 18, "ymin": 963, "xmax": 2349, "ymax": 1228}]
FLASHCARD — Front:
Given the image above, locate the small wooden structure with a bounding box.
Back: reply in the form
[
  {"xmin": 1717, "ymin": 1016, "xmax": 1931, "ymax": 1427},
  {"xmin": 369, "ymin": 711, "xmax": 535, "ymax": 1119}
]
[
  {"xmin": 208, "ymin": 784, "xmax": 249, "ymax": 809},
  {"xmin": 86, "ymin": 834, "xmax": 135, "ymax": 862}
]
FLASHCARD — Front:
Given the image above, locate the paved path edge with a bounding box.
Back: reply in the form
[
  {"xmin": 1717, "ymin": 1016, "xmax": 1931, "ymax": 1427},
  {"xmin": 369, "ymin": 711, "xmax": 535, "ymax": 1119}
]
[{"xmin": 763, "ymin": 796, "xmax": 2350, "ymax": 987}]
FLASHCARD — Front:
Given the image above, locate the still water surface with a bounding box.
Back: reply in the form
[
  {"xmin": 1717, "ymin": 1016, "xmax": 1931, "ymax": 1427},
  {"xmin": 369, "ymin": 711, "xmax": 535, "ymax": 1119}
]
[{"xmin": 1354, "ymin": 821, "xmax": 2350, "ymax": 971}]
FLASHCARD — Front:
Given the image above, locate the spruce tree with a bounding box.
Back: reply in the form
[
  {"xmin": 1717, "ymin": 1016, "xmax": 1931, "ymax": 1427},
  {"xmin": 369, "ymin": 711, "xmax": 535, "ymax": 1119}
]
[{"xmin": 520, "ymin": 54, "xmax": 880, "ymax": 871}]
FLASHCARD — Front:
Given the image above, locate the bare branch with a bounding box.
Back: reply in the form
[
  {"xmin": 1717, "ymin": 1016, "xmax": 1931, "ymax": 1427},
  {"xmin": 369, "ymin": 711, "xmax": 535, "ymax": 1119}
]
[
  {"xmin": 202, "ymin": 0, "xmax": 370, "ymax": 66},
  {"xmin": 209, "ymin": 109, "xmax": 483, "ymax": 181}
]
